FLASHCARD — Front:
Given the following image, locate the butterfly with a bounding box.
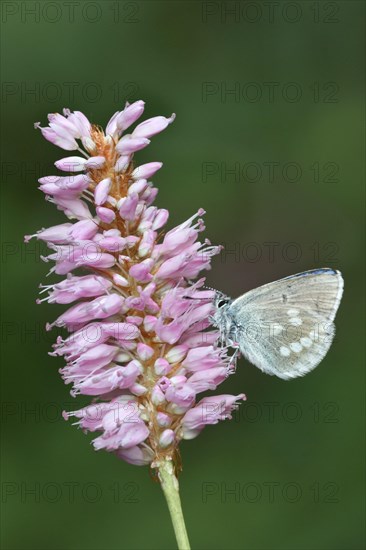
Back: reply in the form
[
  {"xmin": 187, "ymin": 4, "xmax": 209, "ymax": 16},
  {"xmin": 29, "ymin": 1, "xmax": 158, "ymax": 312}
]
[{"xmin": 211, "ymin": 268, "xmax": 344, "ymax": 380}]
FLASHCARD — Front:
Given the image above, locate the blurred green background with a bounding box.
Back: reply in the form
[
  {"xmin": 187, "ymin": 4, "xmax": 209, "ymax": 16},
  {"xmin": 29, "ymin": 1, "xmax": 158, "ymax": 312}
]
[{"xmin": 1, "ymin": 1, "xmax": 365, "ymax": 549}]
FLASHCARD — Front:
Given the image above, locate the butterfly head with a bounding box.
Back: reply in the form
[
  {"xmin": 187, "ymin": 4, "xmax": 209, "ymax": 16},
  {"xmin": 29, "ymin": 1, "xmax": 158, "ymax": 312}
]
[
  {"xmin": 213, "ymin": 290, "xmax": 231, "ymax": 308},
  {"xmin": 210, "ymin": 290, "xmax": 232, "ymax": 329}
]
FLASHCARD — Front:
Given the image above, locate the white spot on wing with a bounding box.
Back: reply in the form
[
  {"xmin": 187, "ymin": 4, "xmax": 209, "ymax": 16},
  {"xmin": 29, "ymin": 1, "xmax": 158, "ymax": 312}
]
[
  {"xmin": 271, "ymin": 324, "xmax": 283, "ymax": 336},
  {"xmin": 300, "ymin": 337, "xmax": 312, "ymax": 348},
  {"xmin": 280, "ymin": 346, "xmax": 290, "ymax": 357},
  {"xmin": 289, "ymin": 342, "xmax": 302, "ymax": 353}
]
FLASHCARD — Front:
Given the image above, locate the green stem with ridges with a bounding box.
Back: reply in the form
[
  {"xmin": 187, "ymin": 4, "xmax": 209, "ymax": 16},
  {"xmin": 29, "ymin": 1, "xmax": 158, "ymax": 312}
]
[{"xmin": 158, "ymin": 459, "xmax": 191, "ymax": 550}]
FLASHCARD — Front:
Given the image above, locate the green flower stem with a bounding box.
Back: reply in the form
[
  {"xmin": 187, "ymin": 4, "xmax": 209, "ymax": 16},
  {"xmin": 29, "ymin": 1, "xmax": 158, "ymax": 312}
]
[{"xmin": 158, "ymin": 459, "xmax": 191, "ymax": 550}]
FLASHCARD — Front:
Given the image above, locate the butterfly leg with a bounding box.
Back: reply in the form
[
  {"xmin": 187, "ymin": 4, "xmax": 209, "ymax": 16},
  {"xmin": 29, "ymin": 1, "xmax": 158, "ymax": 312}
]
[{"xmin": 226, "ymin": 324, "xmax": 242, "ymax": 368}]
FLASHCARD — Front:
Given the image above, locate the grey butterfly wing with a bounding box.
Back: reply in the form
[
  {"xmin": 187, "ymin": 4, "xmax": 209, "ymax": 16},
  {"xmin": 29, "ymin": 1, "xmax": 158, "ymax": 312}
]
[{"xmin": 228, "ymin": 269, "xmax": 344, "ymax": 380}]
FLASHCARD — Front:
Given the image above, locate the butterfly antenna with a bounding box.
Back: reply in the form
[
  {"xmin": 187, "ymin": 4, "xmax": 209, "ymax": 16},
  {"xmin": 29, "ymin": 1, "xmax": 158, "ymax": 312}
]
[
  {"xmin": 182, "ymin": 285, "xmax": 218, "ymax": 302},
  {"xmin": 203, "ymin": 284, "xmax": 221, "ymax": 293}
]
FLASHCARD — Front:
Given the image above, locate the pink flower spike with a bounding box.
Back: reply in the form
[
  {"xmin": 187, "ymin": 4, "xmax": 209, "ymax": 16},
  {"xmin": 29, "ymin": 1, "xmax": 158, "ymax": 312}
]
[{"xmin": 31, "ymin": 103, "xmax": 245, "ymax": 489}]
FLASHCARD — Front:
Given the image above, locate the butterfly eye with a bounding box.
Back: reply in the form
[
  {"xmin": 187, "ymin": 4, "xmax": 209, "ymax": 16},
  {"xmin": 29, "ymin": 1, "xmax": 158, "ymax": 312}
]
[{"xmin": 217, "ymin": 299, "xmax": 228, "ymax": 308}]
